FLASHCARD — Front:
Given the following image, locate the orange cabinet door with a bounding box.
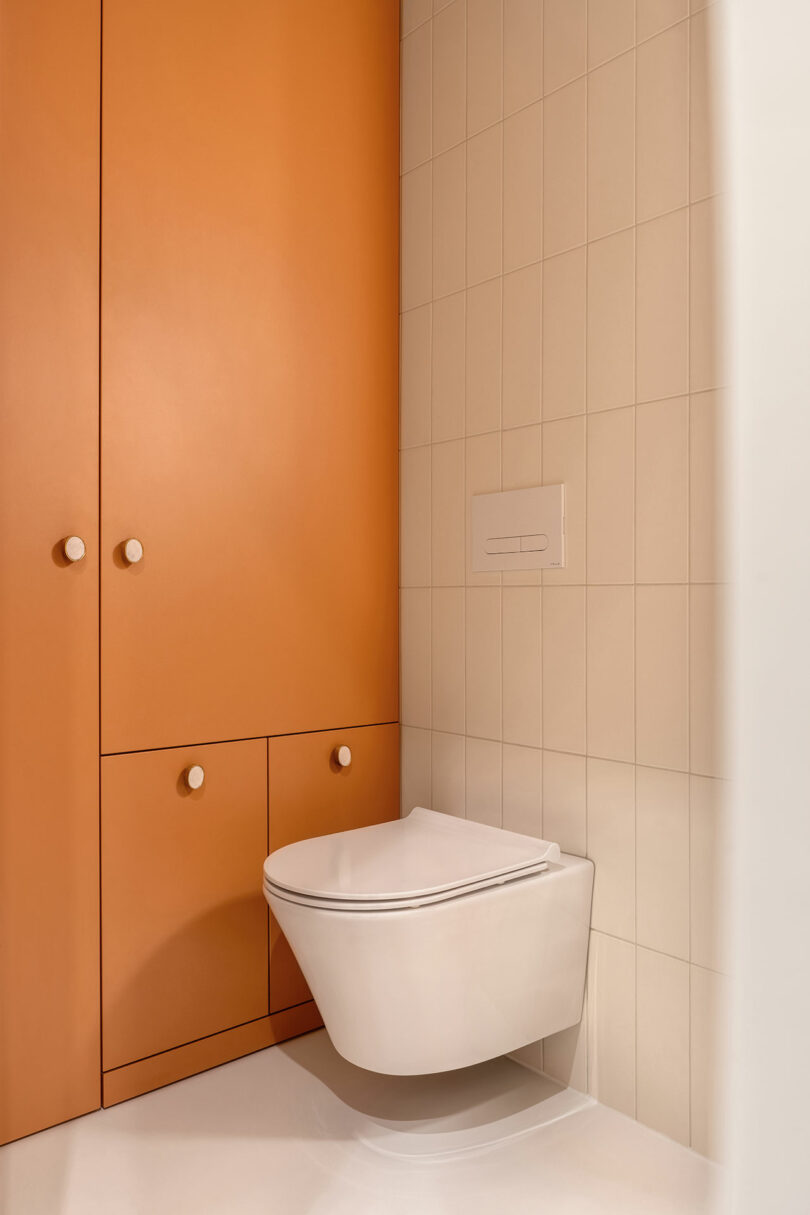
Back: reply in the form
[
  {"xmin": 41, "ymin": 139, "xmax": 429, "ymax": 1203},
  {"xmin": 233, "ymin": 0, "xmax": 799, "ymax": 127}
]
[
  {"xmin": 102, "ymin": 740, "xmax": 269, "ymax": 1071},
  {"xmin": 0, "ymin": 0, "xmax": 100, "ymax": 1145},
  {"xmin": 100, "ymin": 0, "xmax": 399, "ymax": 754},
  {"xmin": 268, "ymin": 725, "xmax": 399, "ymax": 1013}
]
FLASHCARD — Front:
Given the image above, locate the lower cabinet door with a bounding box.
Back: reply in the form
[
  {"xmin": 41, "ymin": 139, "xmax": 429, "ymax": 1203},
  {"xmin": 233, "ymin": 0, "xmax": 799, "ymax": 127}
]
[
  {"xmin": 268, "ymin": 723, "xmax": 399, "ymax": 1013},
  {"xmin": 101, "ymin": 739, "xmax": 269, "ymax": 1071}
]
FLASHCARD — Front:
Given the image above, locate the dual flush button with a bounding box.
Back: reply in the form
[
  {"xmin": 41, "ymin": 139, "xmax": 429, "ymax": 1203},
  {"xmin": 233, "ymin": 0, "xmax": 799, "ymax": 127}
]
[{"xmin": 484, "ymin": 534, "xmax": 549, "ymax": 555}]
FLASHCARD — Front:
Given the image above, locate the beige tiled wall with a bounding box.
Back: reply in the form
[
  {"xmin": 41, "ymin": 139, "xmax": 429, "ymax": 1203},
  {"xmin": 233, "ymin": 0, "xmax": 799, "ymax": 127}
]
[{"xmin": 399, "ymin": 0, "xmax": 727, "ymax": 1158}]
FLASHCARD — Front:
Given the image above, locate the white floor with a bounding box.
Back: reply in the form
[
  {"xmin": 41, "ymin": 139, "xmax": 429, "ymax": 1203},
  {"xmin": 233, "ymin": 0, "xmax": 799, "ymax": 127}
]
[{"xmin": 0, "ymin": 1029, "xmax": 722, "ymax": 1215}]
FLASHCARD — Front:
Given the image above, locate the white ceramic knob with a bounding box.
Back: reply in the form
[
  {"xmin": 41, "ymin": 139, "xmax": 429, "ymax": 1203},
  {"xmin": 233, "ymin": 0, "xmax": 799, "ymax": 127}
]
[
  {"xmin": 334, "ymin": 745, "xmax": 352, "ymax": 768},
  {"xmin": 185, "ymin": 764, "xmax": 205, "ymax": 790},
  {"xmin": 123, "ymin": 538, "xmax": 144, "ymax": 564},
  {"xmin": 63, "ymin": 536, "xmax": 86, "ymax": 563}
]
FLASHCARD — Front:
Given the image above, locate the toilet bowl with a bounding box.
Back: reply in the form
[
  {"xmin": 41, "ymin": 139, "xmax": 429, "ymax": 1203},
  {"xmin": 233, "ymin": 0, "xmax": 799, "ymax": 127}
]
[{"xmin": 263, "ymin": 807, "xmax": 594, "ymax": 1075}]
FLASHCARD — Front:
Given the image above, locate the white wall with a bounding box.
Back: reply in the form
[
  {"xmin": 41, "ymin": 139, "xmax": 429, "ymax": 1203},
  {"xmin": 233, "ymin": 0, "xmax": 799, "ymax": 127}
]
[{"xmin": 725, "ymin": 2, "xmax": 810, "ymax": 1210}]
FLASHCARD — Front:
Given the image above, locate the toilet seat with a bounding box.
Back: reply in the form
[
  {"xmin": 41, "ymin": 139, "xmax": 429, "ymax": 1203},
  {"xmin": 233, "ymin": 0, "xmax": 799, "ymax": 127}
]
[{"xmin": 263, "ymin": 807, "xmax": 560, "ymax": 913}]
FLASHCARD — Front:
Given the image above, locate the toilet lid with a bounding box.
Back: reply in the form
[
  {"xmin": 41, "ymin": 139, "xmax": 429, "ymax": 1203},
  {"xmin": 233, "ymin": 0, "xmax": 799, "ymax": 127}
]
[{"xmin": 263, "ymin": 807, "xmax": 560, "ymax": 908}]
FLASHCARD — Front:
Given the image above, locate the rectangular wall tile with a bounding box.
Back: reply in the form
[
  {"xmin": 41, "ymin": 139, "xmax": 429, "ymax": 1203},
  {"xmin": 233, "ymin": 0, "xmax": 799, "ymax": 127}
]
[
  {"xmin": 542, "ymin": 248, "xmax": 586, "ymax": 421},
  {"xmin": 502, "ymin": 424, "xmax": 542, "ymax": 491},
  {"xmin": 401, "ymin": 163, "xmax": 432, "ymax": 310},
  {"xmin": 691, "ymin": 964, "xmax": 728, "ymax": 1160},
  {"xmin": 542, "ymin": 588, "xmax": 586, "ymax": 756},
  {"xmin": 433, "ymin": 144, "xmax": 467, "ymax": 298},
  {"xmin": 467, "ymin": 124, "xmax": 503, "ymax": 286},
  {"xmin": 401, "ymin": 445, "xmax": 431, "ymax": 587},
  {"xmin": 544, "ymin": 1003, "xmax": 588, "ymax": 1093},
  {"xmin": 431, "ymin": 439, "xmax": 465, "ymax": 585},
  {"xmin": 636, "ymin": 585, "xmax": 689, "ymax": 770},
  {"xmin": 509, "ymin": 1038, "xmax": 545, "ymax": 1076},
  {"xmin": 587, "ymin": 758, "xmax": 635, "ymax": 940},
  {"xmin": 587, "ymin": 51, "xmax": 635, "ymax": 241},
  {"xmin": 587, "ymin": 228, "xmax": 635, "ymax": 412},
  {"xmin": 466, "ymin": 587, "xmax": 502, "ymax": 740},
  {"xmin": 431, "ymin": 587, "xmax": 466, "ymax": 733},
  {"xmin": 431, "ymin": 291, "xmax": 466, "ymax": 442},
  {"xmin": 402, "ymin": 0, "xmax": 432, "ymax": 38},
  {"xmin": 637, "ymin": 0, "xmax": 687, "ymax": 42},
  {"xmin": 401, "ymin": 588, "xmax": 432, "ymax": 727},
  {"xmin": 502, "ymin": 586, "xmax": 542, "ymax": 746},
  {"xmin": 400, "ymin": 304, "xmax": 432, "ymax": 449},
  {"xmin": 466, "ymin": 431, "xmax": 502, "ymax": 584},
  {"xmin": 636, "ymin": 208, "xmax": 688, "ymax": 403},
  {"xmin": 401, "ymin": 22, "xmax": 432, "ymax": 172},
  {"xmin": 431, "ymin": 730, "xmax": 466, "ymax": 816},
  {"xmin": 635, "ymin": 397, "xmax": 689, "ymax": 584},
  {"xmin": 587, "ymin": 587, "xmax": 635, "ymax": 763},
  {"xmin": 543, "ymin": 78, "xmax": 586, "ymax": 256},
  {"xmin": 467, "ymin": 0, "xmax": 503, "ymax": 135},
  {"xmin": 543, "ymin": 749, "xmax": 586, "ymax": 853},
  {"xmin": 503, "ymin": 263, "xmax": 543, "ymax": 430},
  {"xmin": 401, "ymin": 726, "xmax": 431, "ymax": 814},
  {"xmin": 432, "ymin": 0, "xmax": 466, "ymax": 154},
  {"xmin": 587, "ymin": 406, "xmax": 635, "ymax": 585},
  {"xmin": 690, "ymin": 196, "xmax": 722, "ymax": 392},
  {"xmin": 543, "ymin": 416, "xmax": 586, "ymax": 584},
  {"xmin": 587, "ymin": 931, "xmax": 636, "ymax": 1116},
  {"xmin": 637, "ymin": 947, "xmax": 690, "ymax": 1146},
  {"xmin": 466, "ymin": 278, "xmax": 502, "ymax": 435},
  {"xmin": 690, "ymin": 774, "xmax": 728, "ymax": 972},
  {"xmin": 637, "ymin": 23, "xmax": 689, "ymax": 221},
  {"xmin": 690, "ymin": 6, "xmax": 721, "ymax": 202},
  {"xmin": 690, "ymin": 390, "xmax": 725, "ymax": 583},
  {"xmin": 466, "ymin": 737, "xmax": 502, "ymax": 825},
  {"xmin": 502, "ymin": 743, "xmax": 543, "ymax": 836},
  {"xmin": 636, "ymin": 766, "xmax": 690, "ymax": 958},
  {"xmin": 543, "ymin": 0, "xmax": 586, "ymax": 95},
  {"xmin": 690, "ymin": 583, "xmax": 724, "ymax": 777},
  {"xmin": 588, "ymin": 0, "xmax": 634, "ymax": 69},
  {"xmin": 504, "ymin": 0, "xmax": 543, "ymax": 115},
  {"xmin": 503, "ymin": 101, "xmax": 543, "ymax": 272},
  {"xmin": 502, "ymin": 426, "xmax": 543, "ymax": 587}
]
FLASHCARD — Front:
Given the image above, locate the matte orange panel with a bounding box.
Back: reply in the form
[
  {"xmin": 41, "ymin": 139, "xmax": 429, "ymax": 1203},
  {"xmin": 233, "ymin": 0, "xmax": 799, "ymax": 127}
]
[
  {"xmin": 268, "ymin": 725, "xmax": 399, "ymax": 1013},
  {"xmin": 100, "ymin": 0, "xmax": 399, "ymax": 753},
  {"xmin": 0, "ymin": 0, "xmax": 100, "ymax": 1145},
  {"xmin": 102, "ymin": 740, "xmax": 269, "ymax": 1071},
  {"xmin": 102, "ymin": 1003, "xmax": 322, "ymax": 1108}
]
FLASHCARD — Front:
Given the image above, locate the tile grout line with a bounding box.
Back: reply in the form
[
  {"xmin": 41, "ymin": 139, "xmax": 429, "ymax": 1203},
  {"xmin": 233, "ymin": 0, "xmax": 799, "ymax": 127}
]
[
  {"xmin": 498, "ymin": 0, "xmax": 505, "ymax": 833},
  {"xmin": 583, "ymin": 0, "xmax": 591, "ymax": 1098},
  {"xmin": 461, "ymin": 0, "xmax": 468, "ymax": 821},
  {"xmin": 400, "ymin": 193, "xmax": 703, "ymax": 316},
  {"xmin": 686, "ymin": 1, "xmax": 694, "ymax": 1152},
  {"xmin": 400, "ymin": 384, "xmax": 727, "ymax": 454},
  {"xmin": 427, "ymin": 6, "xmax": 434, "ymax": 813},
  {"xmin": 631, "ymin": 26, "xmax": 640, "ymax": 1115},
  {"xmin": 631, "ymin": 0, "xmax": 639, "ymax": 1121}
]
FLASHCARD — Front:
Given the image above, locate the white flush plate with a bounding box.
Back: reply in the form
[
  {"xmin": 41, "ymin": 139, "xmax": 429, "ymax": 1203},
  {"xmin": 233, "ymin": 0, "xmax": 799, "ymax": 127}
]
[{"xmin": 471, "ymin": 485, "xmax": 565, "ymax": 572}]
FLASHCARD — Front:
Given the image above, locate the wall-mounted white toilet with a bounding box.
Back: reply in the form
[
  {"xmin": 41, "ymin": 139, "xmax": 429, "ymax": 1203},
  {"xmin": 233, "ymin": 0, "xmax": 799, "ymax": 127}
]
[{"xmin": 263, "ymin": 807, "xmax": 593, "ymax": 1075}]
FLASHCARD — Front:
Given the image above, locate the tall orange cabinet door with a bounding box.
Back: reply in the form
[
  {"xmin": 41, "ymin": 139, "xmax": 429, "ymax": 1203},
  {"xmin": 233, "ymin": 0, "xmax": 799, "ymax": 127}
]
[
  {"xmin": 0, "ymin": 1, "xmax": 100, "ymax": 1144},
  {"xmin": 268, "ymin": 725, "xmax": 399, "ymax": 1013},
  {"xmin": 100, "ymin": 0, "xmax": 399, "ymax": 755},
  {"xmin": 101, "ymin": 740, "xmax": 269, "ymax": 1071}
]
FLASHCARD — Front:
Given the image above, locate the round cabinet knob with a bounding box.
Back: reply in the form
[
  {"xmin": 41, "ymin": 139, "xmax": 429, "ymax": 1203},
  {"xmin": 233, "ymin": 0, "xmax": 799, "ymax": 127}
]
[
  {"xmin": 63, "ymin": 535, "xmax": 86, "ymax": 563},
  {"xmin": 333, "ymin": 745, "xmax": 352, "ymax": 769},
  {"xmin": 123, "ymin": 538, "xmax": 144, "ymax": 565},
  {"xmin": 184, "ymin": 764, "xmax": 205, "ymax": 791}
]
